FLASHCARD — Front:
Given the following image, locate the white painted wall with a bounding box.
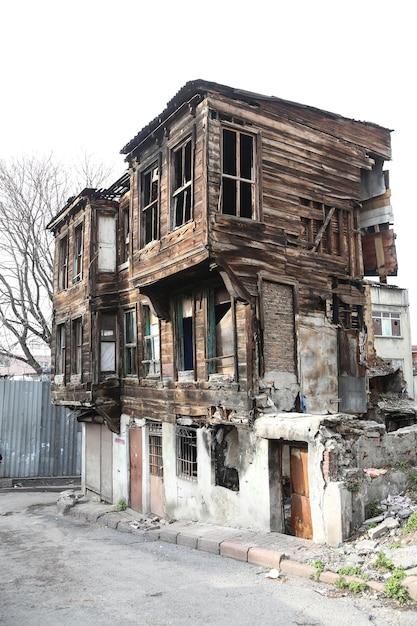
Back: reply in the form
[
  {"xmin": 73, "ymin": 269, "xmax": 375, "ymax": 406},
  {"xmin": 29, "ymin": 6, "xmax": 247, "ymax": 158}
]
[
  {"xmin": 370, "ymin": 284, "xmax": 414, "ymax": 395},
  {"xmin": 162, "ymin": 423, "xmax": 271, "ymax": 531},
  {"xmin": 112, "ymin": 414, "xmax": 130, "ymax": 505}
]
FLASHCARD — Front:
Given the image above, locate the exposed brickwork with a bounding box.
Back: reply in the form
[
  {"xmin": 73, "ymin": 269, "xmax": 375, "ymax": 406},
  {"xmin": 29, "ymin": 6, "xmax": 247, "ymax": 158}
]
[{"xmin": 263, "ymin": 282, "xmax": 296, "ymax": 375}]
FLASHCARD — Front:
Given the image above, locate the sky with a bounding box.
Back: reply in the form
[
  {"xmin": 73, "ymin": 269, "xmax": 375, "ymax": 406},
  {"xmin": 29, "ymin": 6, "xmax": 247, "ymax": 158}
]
[{"xmin": 1, "ymin": 0, "xmax": 416, "ymax": 338}]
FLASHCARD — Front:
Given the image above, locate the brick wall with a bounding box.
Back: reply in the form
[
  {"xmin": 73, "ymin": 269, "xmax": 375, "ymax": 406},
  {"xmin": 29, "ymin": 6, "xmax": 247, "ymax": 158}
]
[{"xmin": 262, "ymin": 281, "xmax": 296, "ymax": 375}]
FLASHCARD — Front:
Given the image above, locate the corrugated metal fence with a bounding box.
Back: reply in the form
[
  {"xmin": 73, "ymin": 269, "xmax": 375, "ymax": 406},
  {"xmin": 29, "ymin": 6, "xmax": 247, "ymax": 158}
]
[{"xmin": 0, "ymin": 380, "xmax": 81, "ymax": 478}]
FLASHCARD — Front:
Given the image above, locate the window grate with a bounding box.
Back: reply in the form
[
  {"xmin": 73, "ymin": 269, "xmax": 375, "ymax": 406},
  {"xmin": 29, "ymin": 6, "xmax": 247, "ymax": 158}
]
[
  {"xmin": 176, "ymin": 426, "xmax": 197, "ymax": 480},
  {"xmin": 149, "ymin": 422, "xmax": 163, "ymax": 477}
]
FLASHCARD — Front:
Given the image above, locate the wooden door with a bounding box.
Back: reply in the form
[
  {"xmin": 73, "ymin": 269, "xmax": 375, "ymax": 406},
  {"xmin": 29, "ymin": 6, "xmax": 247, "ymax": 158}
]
[
  {"xmin": 129, "ymin": 428, "xmax": 142, "ymax": 512},
  {"xmin": 290, "ymin": 446, "xmax": 312, "ymax": 539}
]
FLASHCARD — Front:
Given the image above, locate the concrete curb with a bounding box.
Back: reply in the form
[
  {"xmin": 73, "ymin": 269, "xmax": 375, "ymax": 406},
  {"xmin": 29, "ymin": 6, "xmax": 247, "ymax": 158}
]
[{"xmin": 65, "ymin": 503, "xmax": 414, "ymax": 602}]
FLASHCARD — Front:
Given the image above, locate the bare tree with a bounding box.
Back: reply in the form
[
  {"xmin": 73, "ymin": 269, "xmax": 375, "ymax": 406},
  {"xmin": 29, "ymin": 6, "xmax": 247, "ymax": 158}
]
[{"xmin": 0, "ymin": 155, "xmax": 112, "ymax": 374}]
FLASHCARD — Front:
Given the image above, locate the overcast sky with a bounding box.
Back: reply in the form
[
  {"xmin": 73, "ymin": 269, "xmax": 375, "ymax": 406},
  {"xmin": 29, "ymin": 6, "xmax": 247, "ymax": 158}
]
[{"xmin": 1, "ymin": 0, "xmax": 416, "ymax": 338}]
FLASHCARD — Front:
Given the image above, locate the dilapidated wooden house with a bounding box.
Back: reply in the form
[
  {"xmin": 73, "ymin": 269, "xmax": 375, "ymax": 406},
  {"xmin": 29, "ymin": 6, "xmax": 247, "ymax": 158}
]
[{"xmin": 48, "ymin": 80, "xmax": 405, "ymax": 545}]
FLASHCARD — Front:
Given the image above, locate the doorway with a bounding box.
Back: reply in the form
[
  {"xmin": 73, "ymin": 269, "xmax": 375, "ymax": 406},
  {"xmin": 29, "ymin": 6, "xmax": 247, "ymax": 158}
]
[
  {"xmin": 148, "ymin": 422, "xmax": 164, "ymax": 517},
  {"xmin": 269, "ymin": 441, "xmax": 312, "ymax": 539},
  {"xmin": 129, "ymin": 427, "xmax": 143, "ymax": 512}
]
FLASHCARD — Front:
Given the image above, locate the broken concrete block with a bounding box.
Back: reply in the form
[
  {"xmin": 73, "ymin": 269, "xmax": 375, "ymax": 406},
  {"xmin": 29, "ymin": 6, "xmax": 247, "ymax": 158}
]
[
  {"xmin": 385, "ymin": 546, "xmax": 417, "ymax": 570},
  {"xmin": 363, "ymin": 515, "xmax": 384, "ymax": 526},
  {"xmin": 368, "ymin": 517, "xmax": 398, "ymax": 539},
  {"xmin": 398, "ymin": 508, "xmax": 412, "ymax": 519},
  {"xmin": 56, "ymin": 490, "xmax": 81, "ymax": 515},
  {"xmin": 355, "ymin": 539, "xmax": 378, "ymax": 554}
]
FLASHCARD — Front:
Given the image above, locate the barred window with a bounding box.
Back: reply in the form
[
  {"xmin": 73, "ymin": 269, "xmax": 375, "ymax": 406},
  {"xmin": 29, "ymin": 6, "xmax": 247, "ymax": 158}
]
[
  {"xmin": 176, "ymin": 426, "xmax": 197, "ymax": 480},
  {"xmin": 149, "ymin": 423, "xmax": 163, "ymax": 477}
]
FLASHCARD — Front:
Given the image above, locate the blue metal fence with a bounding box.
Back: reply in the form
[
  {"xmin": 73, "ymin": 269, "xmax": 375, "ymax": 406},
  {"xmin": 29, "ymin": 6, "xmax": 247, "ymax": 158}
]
[{"xmin": 0, "ymin": 379, "xmax": 81, "ymax": 478}]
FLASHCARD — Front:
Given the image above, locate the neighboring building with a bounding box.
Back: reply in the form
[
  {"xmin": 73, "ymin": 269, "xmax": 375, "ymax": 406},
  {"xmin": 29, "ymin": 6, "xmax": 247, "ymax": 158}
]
[
  {"xmin": 368, "ymin": 283, "xmax": 413, "ymax": 395},
  {"xmin": 0, "ymin": 350, "xmax": 51, "ymax": 379},
  {"xmin": 49, "ymin": 80, "xmax": 413, "ymax": 546},
  {"xmin": 412, "ymin": 345, "xmax": 417, "ymax": 399}
]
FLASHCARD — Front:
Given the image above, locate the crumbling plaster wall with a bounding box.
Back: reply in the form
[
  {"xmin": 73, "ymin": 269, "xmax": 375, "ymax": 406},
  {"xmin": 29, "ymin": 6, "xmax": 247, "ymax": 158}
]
[
  {"xmin": 318, "ymin": 419, "xmax": 417, "ymax": 540},
  {"xmin": 162, "ymin": 422, "xmax": 271, "ymax": 530}
]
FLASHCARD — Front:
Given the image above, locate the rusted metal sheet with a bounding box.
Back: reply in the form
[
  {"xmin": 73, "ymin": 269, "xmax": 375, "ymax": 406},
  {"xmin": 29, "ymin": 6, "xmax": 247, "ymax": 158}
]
[
  {"xmin": 362, "ymin": 229, "xmax": 398, "ymax": 277},
  {"xmin": 290, "ymin": 447, "xmax": 312, "ymax": 539},
  {"xmin": 0, "ymin": 380, "xmax": 81, "ymax": 479},
  {"xmin": 129, "ymin": 427, "xmax": 143, "ymax": 512}
]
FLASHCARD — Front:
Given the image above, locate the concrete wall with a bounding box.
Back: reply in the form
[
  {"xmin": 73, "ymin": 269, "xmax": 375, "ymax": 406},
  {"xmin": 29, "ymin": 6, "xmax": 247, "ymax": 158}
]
[
  {"xmin": 370, "ymin": 283, "xmax": 414, "ymax": 395},
  {"xmin": 162, "ymin": 423, "xmax": 271, "ymax": 531},
  {"xmin": 112, "ymin": 415, "xmax": 130, "ymax": 505}
]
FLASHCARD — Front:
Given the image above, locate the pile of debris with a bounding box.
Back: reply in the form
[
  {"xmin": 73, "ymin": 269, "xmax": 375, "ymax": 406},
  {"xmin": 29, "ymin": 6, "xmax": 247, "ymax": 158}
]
[{"xmin": 128, "ymin": 516, "xmax": 168, "ymax": 532}]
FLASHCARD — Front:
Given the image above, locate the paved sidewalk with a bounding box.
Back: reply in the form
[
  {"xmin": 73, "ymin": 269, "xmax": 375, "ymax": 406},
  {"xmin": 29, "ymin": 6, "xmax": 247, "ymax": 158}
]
[{"xmin": 64, "ymin": 497, "xmax": 417, "ymax": 601}]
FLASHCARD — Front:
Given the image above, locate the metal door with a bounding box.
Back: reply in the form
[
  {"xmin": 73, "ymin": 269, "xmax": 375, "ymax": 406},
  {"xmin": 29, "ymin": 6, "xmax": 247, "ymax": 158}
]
[
  {"xmin": 129, "ymin": 427, "xmax": 142, "ymax": 512},
  {"xmin": 85, "ymin": 423, "xmax": 101, "ymax": 495},
  {"xmin": 290, "ymin": 446, "xmax": 313, "ymax": 539}
]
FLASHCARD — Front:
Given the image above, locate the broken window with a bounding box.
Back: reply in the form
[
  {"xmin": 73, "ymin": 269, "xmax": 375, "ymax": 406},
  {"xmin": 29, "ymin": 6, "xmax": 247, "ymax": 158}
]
[
  {"xmin": 207, "ymin": 288, "xmax": 234, "ymax": 376},
  {"xmin": 73, "ymin": 223, "xmax": 83, "ymax": 283},
  {"xmin": 56, "ymin": 323, "xmax": 66, "ymax": 376},
  {"xmin": 98, "ymin": 214, "xmax": 116, "ymax": 272},
  {"xmin": 213, "ymin": 426, "xmax": 239, "ymax": 491},
  {"xmin": 58, "ymin": 235, "xmax": 68, "ymax": 291},
  {"xmin": 333, "ymin": 297, "xmax": 363, "ymax": 330},
  {"xmin": 172, "ymin": 138, "xmax": 192, "ymax": 228},
  {"xmin": 141, "ymin": 164, "xmax": 159, "ymax": 245},
  {"xmin": 71, "ymin": 317, "xmax": 82, "ymax": 376},
  {"xmin": 176, "ymin": 426, "xmax": 197, "ymax": 480},
  {"xmin": 176, "ymin": 296, "xmax": 194, "ymax": 373},
  {"xmin": 100, "ymin": 313, "xmax": 117, "ymax": 375},
  {"xmin": 149, "ymin": 422, "xmax": 163, "ymax": 477},
  {"xmin": 372, "ymin": 311, "xmax": 401, "ymax": 337},
  {"xmin": 142, "ymin": 305, "xmax": 160, "ymax": 377},
  {"xmin": 299, "ymin": 200, "xmax": 350, "ymax": 256},
  {"xmin": 123, "ymin": 309, "xmax": 137, "ymax": 376},
  {"xmin": 120, "ymin": 205, "xmax": 130, "ymax": 264},
  {"xmin": 221, "ymin": 128, "xmax": 255, "ymax": 219}
]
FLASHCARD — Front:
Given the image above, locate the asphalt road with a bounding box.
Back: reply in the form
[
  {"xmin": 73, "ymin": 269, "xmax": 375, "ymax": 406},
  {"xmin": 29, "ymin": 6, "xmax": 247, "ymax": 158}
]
[{"xmin": 1, "ymin": 491, "xmax": 416, "ymax": 626}]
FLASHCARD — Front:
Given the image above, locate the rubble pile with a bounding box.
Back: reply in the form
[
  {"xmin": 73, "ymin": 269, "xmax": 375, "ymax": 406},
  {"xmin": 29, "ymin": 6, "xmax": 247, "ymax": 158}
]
[{"xmin": 129, "ymin": 516, "xmax": 168, "ymax": 532}]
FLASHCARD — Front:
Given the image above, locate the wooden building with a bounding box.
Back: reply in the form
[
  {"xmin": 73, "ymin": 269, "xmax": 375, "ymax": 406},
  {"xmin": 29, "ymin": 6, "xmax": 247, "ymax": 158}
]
[{"xmin": 47, "ymin": 80, "xmax": 397, "ymax": 542}]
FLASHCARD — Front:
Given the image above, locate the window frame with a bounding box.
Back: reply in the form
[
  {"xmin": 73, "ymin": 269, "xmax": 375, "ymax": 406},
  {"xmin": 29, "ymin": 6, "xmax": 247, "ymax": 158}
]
[
  {"xmin": 149, "ymin": 422, "xmax": 163, "ymax": 477},
  {"xmin": 71, "ymin": 316, "xmax": 83, "ymax": 377},
  {"xmin": 123, "ymin": 308, "xmax": 137, "ymax": 377},
  {"xmin": 99, "ymin": 312, "xmax": 117, "ymax": 377},
  {"xmin": 170, "ymin": 135, "xmax": 194, "ymax": 230},
  {"xmin": 55, "ymin": 322, "xmax": 66, "ymax": 377},
  {"xmin": 176, "ymin": 425, "xmax": 198, "ymax": 481},
  {"xmin": 372, "ymin": 310, "xmax": 402, "ymax": 338},
  {"xmin": 141, "ymin": 304, "xmax": 160, "ymax": 378},
  {"xmin": 73, "ymin": 221, "xmax": 83, "ymax": 284},
  {"xmin": 220, "ymin": 125, "xmax": 257, "ymax": 220},
  {"xmin": 58, "ymin": 234, "xmax": 69, "ymax": 291},
  {"xmin": 206, "ymin": 288, "xmax": 235, "ymax": 377},
  {"xmin": 119, "ymin": 204, "xmax": 130, "ymax": 266},
  {"xmin": 140, "ymin": 160, "xmax": 160, "ymax": 247},
  {"xmin": 175, "ymin": 295, "xmax": 195, "ymax": 376}
]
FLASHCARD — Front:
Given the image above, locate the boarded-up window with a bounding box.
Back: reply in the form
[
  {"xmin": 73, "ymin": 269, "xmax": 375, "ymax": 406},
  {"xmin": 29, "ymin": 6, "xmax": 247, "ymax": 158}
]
[
  {"xmin": 262, "ymin": 282, "xmax": 296, "ymax": 377},
  {"xmin": 98, "ymin": 215, "xmax": 116, "ymax": 272}
]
